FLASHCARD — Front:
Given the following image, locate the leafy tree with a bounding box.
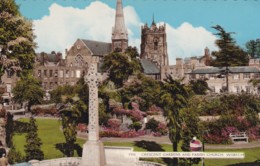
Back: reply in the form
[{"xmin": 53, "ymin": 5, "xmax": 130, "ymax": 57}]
[
  {"xmin": 102, "ymin": 47, "xmax": 141, "ymax": 87},
  {"xmin": 12, "ymin": 74, "xmax": 44, "ymax": 112},
  {"xmin": 189, "ymin": 79, "xmax": 210, "ymax": 95},
  {"xmin": 180, "ymin": 96, "xmax": 201, "ymax": 165},
  {"xmin": 0, "ymin": 0, "xmax": 36, "ymax": 77},
  {"xmin": 121, "ymin": 74, "xmax": 161, "ymax": 111},
  {"xmin": 24, "ymin": 117, "xmax": 44, "ymax": 161},
  {"xmin": 245, "ymin": 39, "xmax": 260, "ymax": 59},
  {"xmin": 158, "ymin": 75, "xmax": 190, "ymax": 166},
  {"xmin": 60, "ymin": 100, "xmax": 84, "ymax": 157},
  {"xmin": 211, "ymin": 25, "xmax": 249, "ymax": 67},
  {"xmin": 145, "ymin": 118, "xmax": 159, "ymax": 132}
]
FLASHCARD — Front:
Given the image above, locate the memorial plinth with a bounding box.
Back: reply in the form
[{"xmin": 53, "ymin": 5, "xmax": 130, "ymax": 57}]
[{"xmin": 81, "ymin": 63, "xmax": 106, "ymax": 166}]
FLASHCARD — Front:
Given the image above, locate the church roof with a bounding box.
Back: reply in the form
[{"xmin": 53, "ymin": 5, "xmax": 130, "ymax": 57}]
[
  {"xmin": 140, "ymin": 59, "xmax": 160, "ymax": 74},
  {"xmin": 81, "ymin": 39, "xmax": 112, "ymax": 56},
  {"xmin": 188, "ymin": 66, "xmax": 260, "ymax": 74}
]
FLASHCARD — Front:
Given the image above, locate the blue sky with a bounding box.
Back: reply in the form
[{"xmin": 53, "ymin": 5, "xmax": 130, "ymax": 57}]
[{"xmin": 15, "ymin": 0, "xmax": 260, "ymax": 64}]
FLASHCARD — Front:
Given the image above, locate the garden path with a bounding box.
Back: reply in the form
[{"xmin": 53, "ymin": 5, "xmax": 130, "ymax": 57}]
[{"xmin": 77, "ymin": 132, "xmax": 260, "ymax": 150}]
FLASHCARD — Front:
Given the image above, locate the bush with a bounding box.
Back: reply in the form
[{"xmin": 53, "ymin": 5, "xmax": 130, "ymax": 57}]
[
  {"xmin": 107, "ymin": 119, "xmax": 121, "ymax": 130},
  {"xmin": 145, "ymin": 118, "xmax": 159, "ymax": 132},
  {"xmin": 7, "ymin": 147, "xmax": 25, "ymax": 164},
  {"xmin": 100, "ymin": 128, "xmax": 121, "ymax": 137},
  {"xmin": 121, "ymin": 130, "xmax": 139, "ymax": 138},
  {"xmin": 129, "ymin": 122, "xmax": 142, "ymax": 131}
]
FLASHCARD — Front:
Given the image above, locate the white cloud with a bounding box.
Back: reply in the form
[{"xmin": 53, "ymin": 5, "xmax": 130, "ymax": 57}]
[
  {"xmin": 165, "ymin": 22, "xmax": 218, "ymax": 64},
  {"xmin": 33, "ymin": 2, "xmax": 217, "ymax": 65}
]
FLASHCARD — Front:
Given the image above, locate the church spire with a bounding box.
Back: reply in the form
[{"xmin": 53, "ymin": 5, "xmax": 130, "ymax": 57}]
[{"xmin": 112, "ymin": 0, "xmax": 128, "ymax": 52}]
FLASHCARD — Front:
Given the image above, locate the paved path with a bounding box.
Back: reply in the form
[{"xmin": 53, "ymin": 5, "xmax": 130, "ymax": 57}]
[{"xmin": 78, "ymin": 132, "xmax": 260, "ymax": 150}]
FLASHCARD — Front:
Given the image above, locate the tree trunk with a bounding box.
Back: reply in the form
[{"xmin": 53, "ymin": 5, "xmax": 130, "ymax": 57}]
[{"xmin": 172, "ymin": 141, "xmax": 178, "ymax": 166}]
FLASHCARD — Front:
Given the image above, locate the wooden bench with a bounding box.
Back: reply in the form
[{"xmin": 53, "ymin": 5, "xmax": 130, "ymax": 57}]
[{"xmin": 229, "ymin": 132, "xmax": 248, "ymax": 143}]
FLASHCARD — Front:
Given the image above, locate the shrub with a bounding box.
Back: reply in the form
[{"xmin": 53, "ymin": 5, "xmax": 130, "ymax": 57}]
[
  {"xmin": 107, "ymin": 118, "xmax": 121, "ymax": 130},
  {"xmin": 145, "ymin": 118, "xmax": 159, "ymax": 132},
  {"xmin": 100, "ymin": 128, "xmax": 121, "ymax": 137},
  {"xmin": 157, "ymin": 123, "xmax": 168, "ymax": 135},
  {"xmin": 129, "ymin": 122, "xmax": 142, "ymax": 131},
  {"xmin": 121, "ymin": 130, "xmax": 139, "ymax": 138}
]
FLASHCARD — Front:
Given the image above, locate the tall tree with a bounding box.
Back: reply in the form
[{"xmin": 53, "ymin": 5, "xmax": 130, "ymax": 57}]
[
  {"xmin": 0, "ymin": 0, "xmax": 36, "ymax": 77},
  {"xmin": 24, "ymin": 117, "xmax": 44, "ymax": 161},
  {"xmin": 60, "ymin": 101, "xmax": 83, "ymax": 157},
  {"xmin": 245, "ymin": 39, "xmax": 260, "ymax": 59},
  {"xmin": 102, "ymin": 46, "xmax": 141, "ymax": 87},
  {"xmin": 211, "ymin": 25, "xmax": 249, "ymax": 67},
  {"xmin": 158, "ymin": 75, "xmax": 190, "ymax": 166},
  {"xmin": 12, "ymin": 74, "xmax": 44, "ymax": 112},
  {"xmin": 189, "ymin": 79, "xmax": 210, "ymax": 95}
]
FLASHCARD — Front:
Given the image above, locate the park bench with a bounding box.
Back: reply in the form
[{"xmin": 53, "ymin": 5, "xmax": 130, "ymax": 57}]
[{"xmin": 229, "ymin": 132, "xmax": 248, "ymax": 143}]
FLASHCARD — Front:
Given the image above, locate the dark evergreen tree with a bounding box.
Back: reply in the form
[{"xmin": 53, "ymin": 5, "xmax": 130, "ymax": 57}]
[
  {"xmin": 5, "ymin": 112, "xmax": 13, "ymax": 147},
  {"xmin": 245, "ymin": 39, "xmax": 260, "ymax": 59},
  {"xmin": 24, "ymin": 117, "xmax": 44, "ymax": 161},
  {"xmin": 211, "ymin": 25, "xmax": 249, "ymax": 67}
]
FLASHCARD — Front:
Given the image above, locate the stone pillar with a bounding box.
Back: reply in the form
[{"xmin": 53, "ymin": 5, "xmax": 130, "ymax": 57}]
[{"xmin": 81, "ymin": 63, "xmax": 106, "ymax": 166}]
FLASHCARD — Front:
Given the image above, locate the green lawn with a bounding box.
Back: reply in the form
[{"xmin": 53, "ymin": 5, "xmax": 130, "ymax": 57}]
[{"xmin": 13, "ymin": 118, "xmax": 260, "ymax": 165}]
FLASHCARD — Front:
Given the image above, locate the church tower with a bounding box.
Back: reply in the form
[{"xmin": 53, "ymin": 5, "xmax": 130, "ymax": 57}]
[
  {"xmin": 112, "ymin": 0, "xmax": 128, "ymax": 52},
  {"xmin": 140, "ymin": 18, "xmax": 169, "ymax": 68}
]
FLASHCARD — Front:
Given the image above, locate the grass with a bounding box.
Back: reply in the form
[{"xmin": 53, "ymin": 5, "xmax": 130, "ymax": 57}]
[{"xmin": 13, "ymin": 118, "xmax": 260, "ymax": 165}]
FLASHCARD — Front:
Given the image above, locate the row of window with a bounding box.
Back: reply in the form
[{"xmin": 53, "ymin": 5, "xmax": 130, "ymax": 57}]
[
  {"xmin": 37, "ymin": 69, "xmax": 84, "ymax": 78},
  {"xmin": 189, "ymin": 73, "xmax": 260, "ymax": 80}
]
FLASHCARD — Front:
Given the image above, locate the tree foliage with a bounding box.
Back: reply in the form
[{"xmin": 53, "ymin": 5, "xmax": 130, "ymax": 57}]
[
  {"xmin": 189, "ymin": 79, "xmax": 210, "ymax": 95},
  {"xmin": 120, "ymin": 74, "xmax": 161, "ymax": 111},
  {"xmin": 24, "ymin": 117, "xmax": 44, "ymax": 161},
  {"xmin": 102, "ymin": 46, "xmax": 141, "ymax": 87},
  {"xmin": 5, "ymin": 112, "xmax": 14, "ymax": 148},
  {"xmin": 0, "ymin": 0, "xmax": 36, "ymax": 77},
  {"xmin": 245, "ymin": 39, "xmax": 260, "ymax": 59},
  {"xmin": 60, "ymin": 101, "xmax": 84, "ymax": 157},
  {"xmin": 211, "ymin": 25, "xmax": 249, "ymax": 67},
  {"xmin": 12, "ymin": 74, "xmax": 44, "ymax": 112},
  {"xmin": 158, "ymin": 75, "xmax": 190, "ymax": 166}
]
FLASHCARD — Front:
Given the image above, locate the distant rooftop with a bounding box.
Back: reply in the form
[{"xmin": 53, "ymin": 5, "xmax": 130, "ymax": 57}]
[
  {"xmin": 188, "ymin": 66, "xmax": 260, "ymax": 74},
  {"xmin": 140, "ymin": 59, "xmax": 160, "ymax": 74},
  {"xmin": 81, "ymin": 39, "xmax": 112, "ymax": 56}
]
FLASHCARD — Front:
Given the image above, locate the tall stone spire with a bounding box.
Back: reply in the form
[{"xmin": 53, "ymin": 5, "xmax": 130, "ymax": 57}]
[{"xmin": 112, "ymin": 0, "xmax": 128, "ymax": 52}]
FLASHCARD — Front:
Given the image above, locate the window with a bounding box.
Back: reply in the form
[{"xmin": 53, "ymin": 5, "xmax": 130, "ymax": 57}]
[
  {"xmin": 199, "ymin": 74, "xmax": 205, "ymax": 79},
  {"xmin": 59, "ymin": 70, "xmax": 64, "ymax": 78},
  {"xmin": 6, "ymin": 84, "xmax": 11, "ymax": 93},
  {"xmin": 246, "ymin": 86, "xmax": 251, "ymax": 93},
  {"xmin": 44, "ymin": 70, "xmax": 47, "ymax": 77},
  {"xmin": 209, "ymin": 74, "xmax": 215, "ymax": 79},
  {"xmin": 49, "ymin": 70, "xmax": 53, "ymax": 77},
  {"xmin": 38, "ymin": 70, "xmax": 41, "ymax": 77},
  {"xmin": 54, "ymin": 70, "xmax": 58, "ymax": 77},
  {"xmin": 70, "ymin": 70, "xmax": 74, "ymax": 78},
  {"xmin": 153, "ymin": 38, "xmax": 159, "ymax": 50},
  {"xmin": 233, "ymin": 74, "xmax": 239, "ymax": 79},
  {"xmin": 234, "ymin": 86, "xmax": 240, "ymax": 93},
  {"xmin": 65, "ymin": 70, "xmax": 69, "ymax": 78},
  {"xmin": 76, "ymin": 70, "xmax": 81, "ymax": 78},
  {"xmin": 75, "ymin": 55, "xmax": 84, "ymax": 67},
  {"xmin": 243, "ymin": 73, "xmax": 250, "ymax": 79}
]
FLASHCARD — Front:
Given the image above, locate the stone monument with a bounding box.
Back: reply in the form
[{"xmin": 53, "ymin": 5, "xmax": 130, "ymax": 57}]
[{"xmin": 81, "ymin": 63, "xmax": 106, "ymax": 166}]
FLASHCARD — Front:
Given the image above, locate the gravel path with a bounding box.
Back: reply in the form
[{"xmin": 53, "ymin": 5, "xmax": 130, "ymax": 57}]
[{"xmin": 77, "ymin": 132, "xmax": 260, "ymax": 150}]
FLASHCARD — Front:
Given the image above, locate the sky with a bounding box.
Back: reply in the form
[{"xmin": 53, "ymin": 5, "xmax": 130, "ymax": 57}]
[{"xmin": 15, "ymin": 0, "xmax": 260, "ymax": 65}]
